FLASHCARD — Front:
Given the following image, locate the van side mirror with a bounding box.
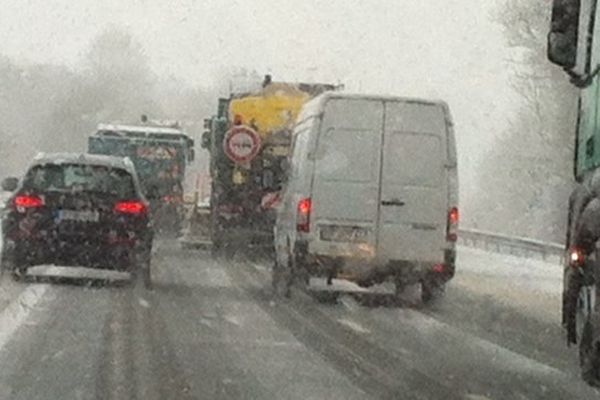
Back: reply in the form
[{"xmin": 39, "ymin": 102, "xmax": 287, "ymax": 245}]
[
  {"xmin": 548, "ymin": 31, "xmax": 577, "ymax": 68},
  {"xmin": 280, "ymin": 158, "xmax": 290, "ymax": 174},
  {"xmin": 547, "ymin": 0, "xmax": 580, "ymax": 69},
  {"xmin": 1, "ymin": 177, "xmax": 18, "ymax": 192}
]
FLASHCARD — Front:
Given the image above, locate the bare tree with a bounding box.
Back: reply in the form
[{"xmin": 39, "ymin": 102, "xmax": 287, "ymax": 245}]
[{"xmin": 469, "ymin": 0, "xmax": 578, "ymax": 242}]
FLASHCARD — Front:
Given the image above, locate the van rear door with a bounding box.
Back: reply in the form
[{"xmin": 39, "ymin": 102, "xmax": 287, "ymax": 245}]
[
  {"xmin": 377, "ymin": 101, "xmax": 448, "ymax": 263},
  {"xmin": 311, "ymin": 98, "xmax": 383, "ymax": 257}
]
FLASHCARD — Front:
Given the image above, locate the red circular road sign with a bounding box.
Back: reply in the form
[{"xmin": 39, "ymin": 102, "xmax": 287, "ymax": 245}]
[{"xmin": 223, "ymin": 125, "xmax": 262, "ymax": 164}]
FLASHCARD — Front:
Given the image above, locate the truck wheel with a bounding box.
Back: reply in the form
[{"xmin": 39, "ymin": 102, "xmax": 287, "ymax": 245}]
[
  {"xmin": 421, "ymin": 278, "xmax": 445, "ymax": 304},
  {"xmin": 141, "ymin": 258, "xmax": 152, "ymax": 290},
  {"xmin": 133, "ymin": 249, "xmax": 152, "ymax": 290},
  {"xmin": 580, "ymin": 321, "xmax": 600, "ymax": 387}
]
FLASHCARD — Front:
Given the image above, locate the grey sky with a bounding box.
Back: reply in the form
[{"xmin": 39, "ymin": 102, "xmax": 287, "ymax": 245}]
[{"xmin": 0, "ymin": 0, "xmax": 515, "ymax": 188}]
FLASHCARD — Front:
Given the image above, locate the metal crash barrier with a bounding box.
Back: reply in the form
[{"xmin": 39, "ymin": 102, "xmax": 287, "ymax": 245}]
[{"xmin": 459, "ymin": 228, "xmax": 564, "ymax": 263}]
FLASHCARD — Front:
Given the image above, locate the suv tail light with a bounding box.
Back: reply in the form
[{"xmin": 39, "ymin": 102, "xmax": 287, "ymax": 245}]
[
  {"xmin": 114, "ymin": 201, "xmax": 147, "ymax": 215},
  {"xmin": 447, "ymin": 207, "xmax": 459, "ymax": 242},
  {"xmin": 296, "ymin": 198, "xmax": 312, "ymax": 233},
  {"xmin": 14, "ymin": 195, "xmax": 44, "ymax": 209}
]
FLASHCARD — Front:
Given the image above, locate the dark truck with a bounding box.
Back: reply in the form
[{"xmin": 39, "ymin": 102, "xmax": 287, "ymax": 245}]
[
  {"xmin": 202, "ymin": 77, "xmax": 340, "ymax": 256},
  {"xmin": 88, "ymin": 122, "xmax": 194, "ymax": 235}
]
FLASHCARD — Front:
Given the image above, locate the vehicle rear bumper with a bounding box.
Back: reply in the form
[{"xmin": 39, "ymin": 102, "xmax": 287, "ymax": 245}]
[
  {"xmin": 299, "ymin": 242, "xmax": 455, "ymax": 286},
  {"xmin": 4, "ymin": 237, "xmax": 140, "ymax": 270}
]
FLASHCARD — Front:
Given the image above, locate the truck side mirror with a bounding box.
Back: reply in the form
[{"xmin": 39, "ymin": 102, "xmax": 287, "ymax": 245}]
[
  {"xmin": 1, "ymin": 177, "xmax": 18, "ymax": 192},
  {"xmin": 201, "ymin": 131, "xmax": 211, "ymax": 149}
]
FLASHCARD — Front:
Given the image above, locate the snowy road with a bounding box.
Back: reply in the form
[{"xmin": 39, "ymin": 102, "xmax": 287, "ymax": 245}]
[{"xmin": 0, "ymin": 242, "xmax": 597, "ymax": 399}]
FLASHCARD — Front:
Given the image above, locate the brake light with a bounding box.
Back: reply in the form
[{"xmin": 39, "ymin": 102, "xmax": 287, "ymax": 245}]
[
  {"xmin": 296, "ymin": 198, "xmax": 312, "ymax": 233},
  {"xmin": 14, "ymin": 195, "xmax": 44, "ymax": 209},
  {"xmin": 114, "ymin": 201, "xmax": 147, "ymax": 214},
  {"xmin": 569, "ymin": 246, "xmax": 585, "ymax": 267},
  {"xmin": 449, "ymin": 207, "xmax": 459, "ymax": 225},
  {"xmin": 447, "ymin": 207, "xmax": 459, "ymax": 242}
]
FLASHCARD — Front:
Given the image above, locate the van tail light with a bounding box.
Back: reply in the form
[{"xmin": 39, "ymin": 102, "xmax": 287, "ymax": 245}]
[
  {"xmin": 114, "ymin": 201, "xmax": 147, "ymax": 215},
  {"xmin": 569, "ymin": 246, "xmax": 585, "ymax": 268},
  {"xmin": 447, "ymin": 207, "xmax": 459, "ymax": 242},
  {"xmin": 296, "ymin": 198, "xmax": 312, "ymax": 233},
  {"xmin": 14, "ymin": 195, "xmax": 44, "ymax": 209}
]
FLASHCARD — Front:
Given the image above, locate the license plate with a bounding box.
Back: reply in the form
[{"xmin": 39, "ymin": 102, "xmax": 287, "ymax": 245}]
[
  {"xmin": 320, "ymin": 225, "xmax": 370, "ymax": 243},
  {"xmin": 58, "ymin": 210, "xmax": 99, "ymax": 223}
]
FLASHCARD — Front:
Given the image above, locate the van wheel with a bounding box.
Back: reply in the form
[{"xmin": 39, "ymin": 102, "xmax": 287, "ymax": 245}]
[
  {"xmin": 291, "ymin": 250, "xmax": 309, "ymax": 292},
  {"xmin": 580, "ymin": 320, "xmax": 600, "ymax": 387},
  {"xmin": 421, "ymin": 278, "xmax": 445, "ymax": 304}
]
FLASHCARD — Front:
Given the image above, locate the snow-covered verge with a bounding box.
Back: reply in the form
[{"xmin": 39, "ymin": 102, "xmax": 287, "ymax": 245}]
[{"xmin": 455, "ymin": 246, "xmax": 562, "ymax": 324}]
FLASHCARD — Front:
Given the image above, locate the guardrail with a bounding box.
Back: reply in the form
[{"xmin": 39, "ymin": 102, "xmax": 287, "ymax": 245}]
[
  {"xmin": 0, "ymin": 196, "xmax": 566, "ymax": 264},
  {"xmin": 459, "ymin": 228, "xmax": 564, "ymax": 263}
]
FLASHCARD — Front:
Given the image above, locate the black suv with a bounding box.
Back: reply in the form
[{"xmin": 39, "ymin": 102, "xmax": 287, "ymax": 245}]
[{"xmin": 0, "ymin": 153, "xmax": 153, "ymax": 287}]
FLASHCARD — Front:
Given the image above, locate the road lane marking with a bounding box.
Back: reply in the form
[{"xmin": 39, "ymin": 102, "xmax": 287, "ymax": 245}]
[
  {"xmin": 374, "ymin": 308, "xmax": 565, "ymax": 378},
  {"xmin": 0, "ymin": 284, "xmax": 49, "ymax": 352},
  {"xmin": 338, "ymin": 318, "xmax": 371, "ymax": 334},
  {"xmin": 464, "ymin": 395, "xmax": 493, "ymax": 400}
]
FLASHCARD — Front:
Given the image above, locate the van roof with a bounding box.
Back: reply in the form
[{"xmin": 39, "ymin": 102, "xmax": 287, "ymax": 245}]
[
  {"xmin": 318, "ymin": 92, "xmax": 447, "ymax": 106},
  {"xmin": 300, "ymin": 92, "xmax": 450, "ymax": 119}
]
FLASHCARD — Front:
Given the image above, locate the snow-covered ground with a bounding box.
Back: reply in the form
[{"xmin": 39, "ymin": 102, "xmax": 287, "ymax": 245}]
[{"xmin": 455, "ymin": 246, "xmax": 562, "ymax": 324}]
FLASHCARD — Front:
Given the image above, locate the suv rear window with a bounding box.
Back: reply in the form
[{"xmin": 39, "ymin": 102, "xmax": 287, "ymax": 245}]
[{"xmin": 23, "ymin": 164, "xmax": 136, "ymax": 198}]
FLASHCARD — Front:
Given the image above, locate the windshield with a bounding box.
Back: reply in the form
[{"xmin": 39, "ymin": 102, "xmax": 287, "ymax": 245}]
[{"xmin": 1, "ymin": 1, "xmax": 600, "ymax": 399}]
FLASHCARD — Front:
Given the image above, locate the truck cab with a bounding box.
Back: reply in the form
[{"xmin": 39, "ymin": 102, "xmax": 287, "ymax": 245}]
[
  {"xmin": 548, "ymin": 0, "xmax": 600, "ymax": 386},
  {"xmin": 88, "ymin": 122, "xmax": 195, "ymax": 236}
]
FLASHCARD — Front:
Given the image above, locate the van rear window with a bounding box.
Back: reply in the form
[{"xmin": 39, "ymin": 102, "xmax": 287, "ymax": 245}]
[
  {"xmin": 317, "ymin": 128, "xmax": 379, "ymax": 182},
  {"xmin": 384, "ymin": 133, "xmax": 442, "ymax": 187}
]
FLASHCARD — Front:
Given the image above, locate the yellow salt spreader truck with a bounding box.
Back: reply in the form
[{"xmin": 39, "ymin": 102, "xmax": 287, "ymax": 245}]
[{"xmin": 197, "ymin": 76, "xmax": 341, "ymax": 256}]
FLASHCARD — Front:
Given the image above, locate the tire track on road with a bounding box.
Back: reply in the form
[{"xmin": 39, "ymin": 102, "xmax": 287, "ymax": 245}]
[
  {"xmin": 96, "ymin": 288, "xmax": 137, "ymax": 400},
  {"xmin": 225, "ymin": 257, "xmax": 463, "ymax": 400},
  {"xmin": 96, "ymin": 279, "xmax": 196, "ymax": 400}
]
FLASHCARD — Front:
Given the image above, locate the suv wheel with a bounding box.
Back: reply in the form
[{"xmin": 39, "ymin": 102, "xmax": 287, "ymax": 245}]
[
  {"xmin": 2, "ymin": 247, "xmax": 26, "ymax": 282},
  {"xmin": 421, "ymin": 278, "xmax": 445, "ymax": 304}
]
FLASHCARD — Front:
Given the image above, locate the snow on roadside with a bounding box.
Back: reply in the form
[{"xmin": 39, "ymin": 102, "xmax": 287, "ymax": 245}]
[
  {"xmin": 458, "ymin": 246, "xmax": 562, "ymax": 294},
  {"xmin": 455, "ymin": 246, "xmax": 562, "ymax": 324}
]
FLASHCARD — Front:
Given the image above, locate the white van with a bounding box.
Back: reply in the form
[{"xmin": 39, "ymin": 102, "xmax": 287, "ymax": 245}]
[{"xmin": 273, "ymin": 93, "xmax": 458, "ymax": 302}]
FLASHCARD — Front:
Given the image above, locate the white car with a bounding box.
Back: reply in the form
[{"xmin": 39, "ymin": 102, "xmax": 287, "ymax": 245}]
[{"xmin": 273, "ymin": 93, "xmax": 459, "ymax": 303}]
